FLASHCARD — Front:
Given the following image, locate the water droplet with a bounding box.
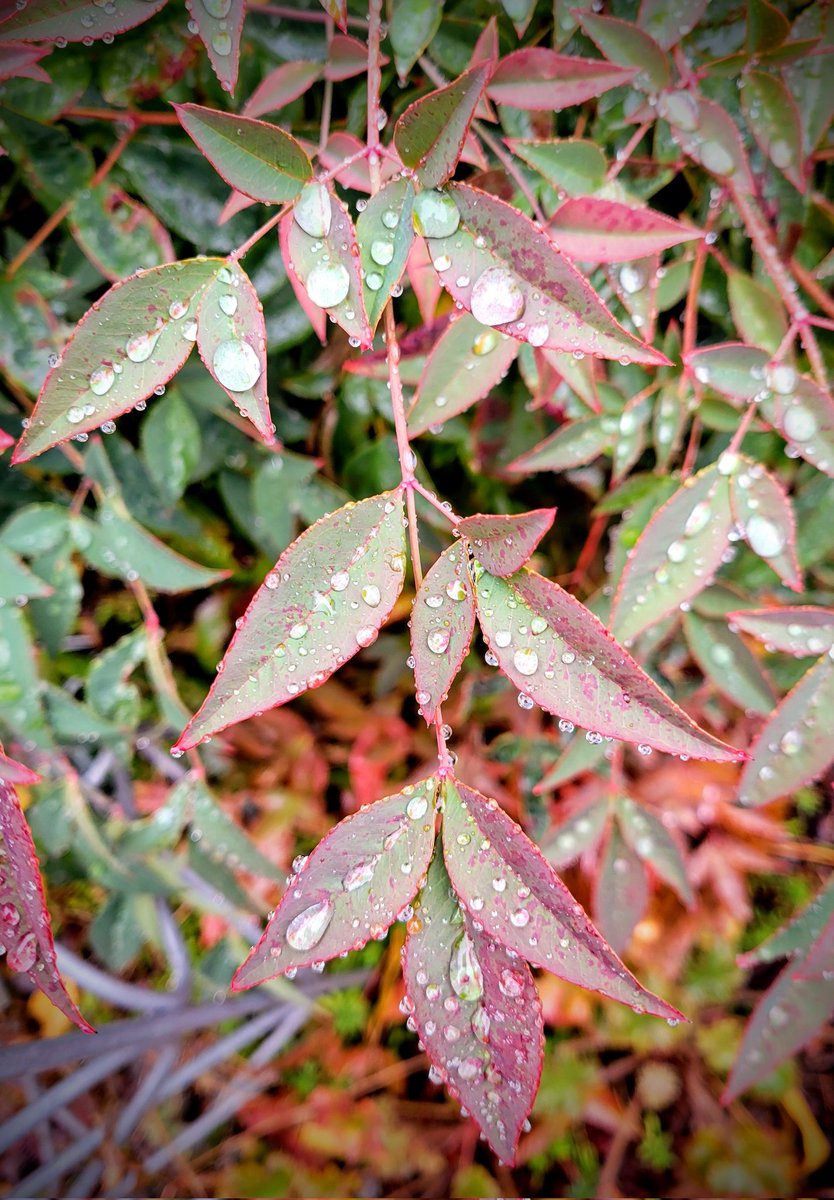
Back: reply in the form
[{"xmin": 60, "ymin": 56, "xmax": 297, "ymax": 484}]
[
  {"xmin": 343, "ymin": 859, "xmax": 376, "ymax": 890},
  {"xmin": 125, "ymin": 330, "xmax": 158, "ymax": 363},
  {"xmin": 432, "ymin": 253, "xmax": 451, "ymax": 272},
  {"xmin": 637, "ymin": 743, "xmax": 652, "ymax": 756},
  {"xmin": 67, "ymin": 406, "xmax": 86, "ymax": 425},
  {"xmin": 559, "ymin": 718, "xmax": 575, "ymax": 733},
  {"xmin": 701, "ymin": 140, "xmax": 736, "ymax": 176},
  {"xmin": 361, "ymin": 584, "xmax": 381, "ymax": 607},
  {"xmin": 446, "ymin": 580, "xmax": 466, "ymax": 602},
  {"xmin": 745, "ymin": 514, "xmax": 785, "ymax": 559},
  {"xmin": 211, "ymin": 30, "xmax": 232, "ymax": 55},
  {"xmin": 498, "ymin": 967, "xmax": 524, "ymax": 998},
  {"xmin": 370, "ymin": 239, "xmax": 394, "ymax": 266},
  {"xmin": 527, "ymin": 322, "xmax": 548, "ymax": 346},
  {"xmin": 619, "ymin": 264, "xmax": 646, "ymax": 294},
  {"xmin": 586, "ymin": 731, "xmax": 603, "ymax": 745},
  {"xmin": 450, "ymin": 930, "xmax": 484, "ymax": 1002},
  {"xmin": 472, "ymin": 330, "xmax": 498, "ymax": 356},
  {"xmin": 306, "ymin": 262, "xmax": 350, "ymax": 308},
  {"xmin": 89, "ymin": 365, "xmax": 115, "ymax": 396},
  {"xmin": 168, "ymin": 298, "xmax": 189, "ymax": 320},
  {"xmin": 470, "ymin": 267, "xmax": 525, "ymax": 326},
  {"xmin": 294, "ymin": 181, "xmax": 332, "ymax": 238},
  {"xmin": 513, "ymin": 647, "xmax": 538, "ymax": 676},
  {"xmin": 458, "ymin": 1057, "xmax": 483, "ymax": 1080},
  {"xmin": 767, "ymin": 363, "xmax": 796, "ymax": 395},
  {"xmin": 531, "ymin": 616, "xmax": 548, "ymax": 634},
  {"xmin": 560, "ymin": 650, "xmax": 576, "ymax": 665},
  {"xmin": 779, "ymin": 729, "xmax": 802, "ymax": 756},
  {"xmin": 212, "ymin": 339, "xmax": 262, "ymax": 391},
  {"xmin": 285, "ymin": 900, "xmax": 333, "ymax": 950},
  {"xmin": 182, "ymin": 320, "xmax": 198, "ymax": 342},
  {"xmin": 660, "ymin": 89, "xmax": 700, "ymax": 132},
  {"xmin": 471, "ymin": 1007, "xmax": 491, "ymax": 1042},
  {"xmin": 510, "ymin": 908, "xmax": 530, "ymax": 928},
  {"xmin": 202, "ymin": 0, "xmax": 231, "ymax": 15},
  {"xmin": 427, "ymin": 628, "xmax": 451, "ymax": 654},
  {"xmin": 356, "ymin": 626, "xmax": 377, "ymax": 647},
  {"xmin": 684, "ymin": 501, "xmax": 711, "ymax": 537},
  {"xmin": 666, "ymin": 540, "xmax": 687, "ymax": 563},
  {"xmin": 442, "ymin": 1023, "xmax": 460, "ymax": 1042},
  {"xmin": 783, "ymin": 404, "xmax": 817, "ymax": 442},
  {"xmin": 366, "ymin": 272, "xmax": 383, "ymax": 291},
  {"xmin": 492, "ymin": 877, "xmax": 506, "ymax": 893},
  {"xmin": 219, "ymin": 293, "xmax": 238, "ymax": 316},
  {"xmin": 289, "ymin": 622, "xmax": 308, "ymax": 639},
  {"xmin": 331, "ymin": 570, "xmax": 350, "ymax": 591},
  {"xmin": 7, "ymin": 931, "xmax": 37, "ymax": 973},
  {"xmin": 412, "ymin": 189, "xmax": 460, "ymax": 238}
]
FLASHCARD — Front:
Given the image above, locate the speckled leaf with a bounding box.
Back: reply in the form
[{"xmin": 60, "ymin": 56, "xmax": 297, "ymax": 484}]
[
  {"xmin": 594, "ymin": 823, "xmax": 648, "ymax": 955},
  {"xmin": 617, "ymin": 796, "xmax": 693, "ymax": 906},
  {"xmin": 403, "ymin": 849, "xmax": 542, "ymax": 1164},
  {"xmin": 729, "ymin": 606, "xmax": 834, "ymax": 658},
  {"xmin": 176, "ymin": 490, "xmax": 406, "ymax": 749},
  {"xmin": 457, "ymin": 508, "xmax": 555, "ymax": 576},
  {"xmin": 741, "ymin": 70, "xmax": 805, "ymax": 192},
  {"xmin": 287, "ymin": 182, "xmax": 372, "ymax": 349},
  {"xmin": 684, "ymin": 611, "xmax": 776, "ymax": 717},
  {"xmin": 737, "ymin": 656, "xmax": 834, "ymax": 806},
  {"xmin": 610, "ymin": 464, "xmax": 735, "ymax": 645},
  {"xmin": 394, "ymin": 62, "xmax": 492, "ymax": 190},
  {"xmin": 233, "ymin": 777, "xmax": 437, "ymax": 985},
  {"xmin": 0, "ymin": 778, "xmax": 93, "ymax": 1032},
  {"xmin": 196, "ymin": 261, "xmax": 273, "ymax": 443},
  {"xmin": 388, "ymin": 0, "xmax": 443, "ymax": 79},
  {"xmin": 441, "ymin": 778, "xmax": 683, "ymax": 1019},
  {"xmin": 739, "ymin": 878, "xmax": 834, "ymax": 967},
  {"xmin": 475, "ymin": 565, "xmax": 742, "ymax": 761},
  {"xmin": 174, "ymin": 104, "xmax": 312, "ymax": 203},
  {"xmin": 0, "ymin": 0, "xmax": 166, "ymax": 43},
  {"xmin": 549, "ymin": 197, "xmax": 701, "ymax": 263},
  {"xmin": 421, "ymin": 184, "xmax": 667, "ymax": 366},
  {"xmin": 356, "ymin": 179, "xmax": 414, "ymax": 332},
  {"xmin": 638, "ymin": 0, "xmax": 708, "ymax": 50},
  {"xmin": 12, "ymin": 258, "xmax": 222, "ymax": 463},
  {"xmin": 730, "ymin": 459, "xmax": 802, "ymax": 591},
  {"xmin": 541, "ymin": 797, "xmax": 608, "ymax": 868},
  {"xmin": 506, "ymin": 139, "xmax": 607, "ymax": 198},
  {"xmin": 0, "ymin": 751, "xmax": 40, "ymax": 786},
  {"xmin": 243, "ymin": 61, "xmax": 323, "ymax": 119},
  {"xmin": 509, "ymin": 417, "xmax": 612, "ymax": 474},
  {"xmin": 319, "ymin": 0, "xmax": 347, "ymax": 31},
  {"xmin": 658, "ymin": 93, "xmax": 754, "ymax": 189},
  {"xmin": 73, "ymin": 508, "xmax": 228, "ymax": 593},
  {"xmin": 411, "ymin": 544, "xmax": 475, "ymax": 724},
  {"xmin": 0, "ymin": 544, "xmax": 52, "ymax": 603},
  {"xmin": 184, "ymin": 0, "xmax": 245, "ymax": 95},
  {"xmin": 487, "ymin": 50, "xmax": 636, "ymax": 110},
  {"xmin": 408, "ymin": 314, "xmax": 518, "ymax": 436},
  {"xmin": 575, "ymin": 11, "xmax": 670, "ymax": 91}
]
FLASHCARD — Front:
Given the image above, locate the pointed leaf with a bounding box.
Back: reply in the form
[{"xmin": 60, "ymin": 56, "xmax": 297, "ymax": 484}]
[
  {"xmin": 575, "ymin": 11, "xmax": 670, "ymax": 91},
  {"xmin": 411, "ymin": 544, "xmax": 475, "ymax": 724},
  {"xmin": 407, "ymin": 314, "xmax": 519, "ymax": 436},
  {"xmin": 740, "ymin": 878, "xmax": 834, "ymax": 967},
  {"xmin": 658, "ymin": 93, "xmax": 754, "ymax": 188},
  {"xmin": 741, "ymin": 71, "xmax": 805, "ymax": 192},
  {"xmin": 326, "ymin": 34, "xmax": 382, "ymax": 81},
  {"xmin": 738, "ymin": 656, "xmax": 834, "ymax": 806},
  {"xmin": 0, "ymin": 0, "xmax": 166, "ymax": 43},
  {"xmin": 73, "ymin": 509, "xmax": 228, "ymax": 593},
  {"xmin": 173, "ymin": 104, "xmax": 312, "ymax": 204},
  {"xmin": 406, "ymin": 235, "xmax": 444, "ymax": 324},
  {"xmin": 0, "ymin": 544, "xmax": 52, "ymax": 602},
  {"xmin": 388, "ymin": 0, "xmax": 443, "ymax": 80},
  {"xmin": 441, "ymin": 778, "xmax": 683, "ymax": 1019},
  {"xmin": 610, "ymin": 464, "xmax": 735, "ymax": 645},
  {"xmin": 594, "ymin": 823, "xmax": 648, "ymax": 955},
  {"xmin": 177, "ymin": 490, "xmax": 406, "ymax": 749},
  {"xmin": 500, "ymin": 0, "xmax": 536, "ymax": 37},
  {"xmin": 287, "ymin": 182, "xmax": 372, "ymax": 348},
  {"xmin": 727, "ymin": 272, "xmax": 787, "ymax": 355},
  {"xmin": 729, "ymin": 606, "xmax": 834, "ymax": 658},
  {"xmin": 183, "ymin": 0, "xmax": 245, "ymax": 94},
  {"xmin": 394, "ymin": 62, "xmax": 492, "ymax": 190},
  {"xmin": 534, "ymin": 734, "xmax": 607, "ymax": 794},
  {"xmin": 784, "ymin": 3, "xmax": 834, "ymax": 154},
  {"xmin": 0, "ymin": 41, "xmax": 50, "ymax": 81},
  {"xmin": 189, "ymin": 779, "xmax": 283, "ymax": 881},
  {"xmin": 541, "ymin": 797, "xmax": 608, "ymax": 867},
  {"xmin": 747, "ymin": 0, "xmax": 790, "ymax": 51},
  {"xmin": 356, "ymin": 178, "xmax": 415, "ymax": 333},
  {"xmin": 684, "ymin": 611, "xmax": 776, "ymax": 717},
  {"xmin": 196, "ymin": 261, "xmax": 273, "ymax": 443},
  {"xmin": 475, "ymin": 565, "xmax": 742, "ymax": 761},
  {"xmin": 69, "ymin": 182, "xmax": 175, "ymax": 283},
  {"xmin": 243, "ymin": 61, "xmax": 323, "ymax": 119},
  {"xmin": 509, "ymin": 416, "xmax": 612, "ymax": 474},
  {"xmin": 617, "ymin": 796, "xmax": 693, "ymax": 906},
  {"xmin": 507, "ymin": 138, "xmax": 607, "ymax": 198},
  {"xmin": 419, "ymin": 184, "xmax": 668, "ymax": 366},
  {"xmin": 0, "ymin": 779, "xmax": 93, "ymax": 1032},
  {"xmin": 549, "ymin": 197, "xmax": 702, "ymax": 263},
  {"xmin": 279, "ymin": 213, "xmax": 326, "ymax": 343},
  {"xmin": 611, "ymin": 391, "xmax": 652, "ymax": 483},
  {"xmin": 761, "ymin": 373, "xmax": 834, "ymax": 480},
  {"xmin": 730, "ymin": 458, "xmax": 802, "ymax": 591},
  {"xmin": 404, "ymin": 850, "xmax": 543, "ymax": 1163},
  {"xmin": 319, "ymin": 0, "xmax": 347, "ymax": 31},
  {"xmin": 686, "ymin": 342, "xmax": 770, "ymax": 402},
  {"xmin": 638, "ymin": 0, "xmax": 709, "ymax": 50},
  {"xmin": 457, "ymin": 508, "xmax": 555, "ymax": 576},
  {"xmin": 0, "ymin": 751, "xmax": 40, "ymax": 786},
  {"xmin": 794, "ymin": 912, "xmax": 834, "ymax": 982},
  {"xmin": 653, "ymin": 382, "xmax": 688, "ymax": 472},
  {"xmin": 12, "ymin": 259, "xmax": 222, "ymax": 463},
  {"xmin": 233, "ymin": 777, "xmax": 438, "ymax": 985},
  {"xmin": 487, "ymin": 50, "xmax": 637, "ymax": 110}
]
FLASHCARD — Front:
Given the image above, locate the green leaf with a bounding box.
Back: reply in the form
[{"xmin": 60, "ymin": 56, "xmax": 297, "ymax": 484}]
[
  {"xmin": 507, "ymin": 138, "xmax": 607, "ymax": 198},
  {"xmin": 243, "ymin": 60, "xmax": 324, "ymax": 119},
  {"xmin": 13, "ymin": 258, "xmax": 223, "ymax": 463},
  {"xmin": 509, "ymin": 416, "xmax": 612, "ymax": 474},
  {"xmin": 184, "ymin": 0, "xmax": 246, "ymax": 95},
  {"xmin": 0, "ymin": 107, "xmax": 92, "ymax": 206},
  {"xmin": 0, "ymin": 544, "xmax": 51, "ymax": 602},
  {"xmin": 356, "ymin": 179, "xmax": 415, "ymax": 333},
  {"xmin": 501, "ymin": 0, "xmax": 536, "ymax": 36},
  {"xmin": 741, "ymin": 71, "xmax": 805, "ymax": 192},
  {"xmin": 90, "ymin": 894, "xmax": 149, "ymax": 972},
  {"xmin": 727, "ymin": 272, "xmax": 787, "ymax": 355},
  {"xmin": 28, "ymin": 546, "xmax": 82, "ymax": 657},
  {"xmin": 740, "ymin": 877, "xmax": 834, "ymax": 966},
  {"xmin": 69, "ymin": 182, "xmax": 175, "ymax": 283},
  {"xmin": 784, "ymin": 2, "xmax": 834, "ymax": 153},
  {"xmin": 0, "ymin": 0, "xmax": 166, "ymax": 44},
  {"xmin": 411, "ymin": 542, "xmax": 475, "ymax": 723},
  {"xmin": 140, "ymin": 390, "xmax": 202, "ymax": 505},
  {"xmin": 541, "ymin": 797, "xmax": 608, "ymax": 866},
  {"xmin": 617, "ymin": 797, "xmax": 693, "ymax": 907},
  {"xmin": 595, "ymin": 823, "xmax": 648, "ymax": 955},
  {"xmin": 657, "ymin": 93, "xmax": 753, "ymax": 188},
  {"xmin": 730, "ymin": 458, "xmax": 802, "ymax": 592},
  {"xmin": 575, "ymin": 11, "xmax": 670, "ymax": 92},
  {"xmin": 73, "ymin": 508, "xmax": 228, "ymax": 593},
  {"xmin": 637, "ymin": 0, "xmax": 709, "ymax": 50},
  {"xmin": 86, "ymin": 628, "xmax": 146, "ymax": 725},
  {"xmin": 0, "ymin": 280, "xmax": 67, "ymax": 397},
  {"xmin": 173, "ymin": 104, "xmax": 312, "ymax": 204},
  {"xmin": 684, "ymin": 611, "xmax": 776, "ymax": 717},
  {"xmin": 189, "ymin": 778, "xmax": 283, "ymax": 881},
  {"xmin": 729, "ymin": 606, "xmax": 834, "ymax": 658},
  {"xmin": 394, "ymin": 61, "xmax": 492, "ymax": 189},
  {"xmin": 388, "ymin": 0, "xmax": 443, "ymax": 80}
]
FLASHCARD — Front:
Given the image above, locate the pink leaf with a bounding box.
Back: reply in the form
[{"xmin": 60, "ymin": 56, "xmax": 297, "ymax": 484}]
[
  {"xmin": 279, "ymin": 213, "xmax": 326, "ymax": 343},
  {"xmin": 326, "ymin": 34, "xmax": 385, "ymax": 81},
  {"xmin": 404, "ymin": 849, "xmax": 543, "ymax": 1164},
  {"xmin": 441, "ymin": 778, "xmax": 684, "ymax": 1019},
  {"xmin": 406, "ymin": 236, "xmax": 444, "ymax": 324},
  {"xmin": 407, "ymin": 313, "xmax": 519, "ymax": 436},
  {"xmin": 176, "ymin": 490, "xmax": 406, "ymax": 750},
  {"xmin": 418, "ymin": 183, "xmax": 669, "ymax": 366},
  {"xmin": 196, "ymin": 261, "xmax": 274, "ymax": 444},
  {"xmin": 729, "ymin": 606, "xmax": 834, "ymax": 658},
  {"xmin": 487, "ymin": 49, "xmax": 637, "ymax": 111},
  {"xmin": 218, "ymin": 188, "xmax": 256, "ymax": 225},
  {"xmin": 411, "ymin": 544, "xmax": 476, "ymax": 724},
  {"xmin": 0, "ymin": 749, "xmax": 40, "ymax": 786},
  {"xmin": 509, "ymin": 416, "xmax": 612, "ymax": 474},
  {"xmin": 0, "ymin": 778, "xmax": 93, "ymax": 1032},
  {"xmin": 474, "ymin": 564, "xmax": 743, "ymax": 761},
  {"xmin": 549, "ymin": 196, "xmax": 702, "ymax": 263},
  {"xmin": 730, "ymin": 457, "xmax": 802, "ymax": 591},
  {"xmin": 184, "ymin": 0, "xmax": 245, "ymax": 95},
  {"xmin": 457, "ymin": 508, "xmax": 555, "ymax": 576},
  {"xmin": 243, "ymin": 61, "xmax": 323, "ymax": 119},
  {"xmin": 12, "ymin": 258, "xmax": 223, "ymax": 464},
  {"xmin": 394, "ymin": 61, "xmax": 493, "ymax": 190},
  {"xmin": 318, "ymin": 0, "xmax": 347, "ymax": 31},
  {"xmin": 0, "ymin": 40, "xmax": 50, "ymax": 81},
  {"xmin": 594, "ymin": 823, "xmax": 648, "ymax": 955},
  {"xmin": 0, "ymin": 429, "xmax": 15, "ymax": 455},
  {"xmin": 233, "ymin": 777, "xmax": 437, "ymax": 986},
  {"xmin": 0, "ymin": 0, "xmax": 165, "ymax": 44},
  {"xmin": 737, "ymin": 656, "xmax": 834, "ymax": 806}
]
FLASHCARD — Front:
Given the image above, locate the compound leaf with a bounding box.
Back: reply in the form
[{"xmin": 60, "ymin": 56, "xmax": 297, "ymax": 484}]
[
  {"xmin": 411, "ymin": 544, "xmax": 475, "ymax": 724},
  {"xmin": 394, "ymin": 61, "xmax": 492, "ymax": 190},
  {"xmin": 457, "ymin": 508, "xmax": 555, "ymax": 576}
]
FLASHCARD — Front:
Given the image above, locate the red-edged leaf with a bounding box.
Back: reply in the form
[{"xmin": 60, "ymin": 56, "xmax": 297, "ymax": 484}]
[
  {"xmin": 0, "ymin": 41, "xmax": 50, "ymax": 81},
  {"xmin": 319, "ymin": 0, "xmax": 347, "ymax": 31},
  {"xmin": 609, "ymin": 463, "xmax": 735, "ymax": 646},
  {"xmin": 232, "ymin": 777, "xmax": 437, "ymax": 986},
  {"xmin": 474, "ymin": 564, "xmax": 743, "ymax": 761},
  {"xmin": 794, "ymin": 912, "xmax": 834, "ymax": 982},
  {"xmin": 404, "ymin": 849, "xmax": 543, "ymax": 1164},
  {"xmin": 739, "ymin": 878, "xmax": 834, "ymax": 968},
  {"xmin": 541, "ymin": 797, "xmax": 609, "ymax": 867},
  {"xmin": 243, "ymin": 61, "xmax": 323, "ymax": 119},
  {"xmin": 686, "ymin": 342, "xmax": 770, "ymax": 401},
  {"xmin": 594, "ymin": 823, "xmax": 648, "ymax": 955},
  {"xmin": 356, "ymin": 178, "xmax": 414, "ymax": 333},
  {"xmin": 0, "ymin": 0, "xmax": 165, "ymax": 43},
  {"xmin": 407, "ymin": 314, "xmax": 519, "ymax": 436},
  {"xmin": 69, "ymin": 182, "xmax": 176, "ymax": 283},
  {"xmin": 762, "ymin": 372, "xmax": 834, "ymax": 480},
  {"xmin": 415, "ymin": 184, "xmax": 668, "ymax": 366},
  {"xmin": 487, "ymin": 49, "xmax": 637, "ymax": 110},
  {"xmin": 394, "ymin": 62, "xmax": 492, "ymax": 190},
  {"xmin": 184, "ymin": 0, "xmax": 245, "ymax": 94},
  {"xmin": 0, "ymin": 750, "xmax": 40, "ymax": 786},
  {"xmin": 0, "ymin": 430, "xmax": 14, "ymax": 455},
  {"xmin": 658, "ymin": 92, "xmax": 754, "ymax": 188},
  {"xmin": 287, "ymin": 182, "xmax": 372, "ymax": 349},
  {"xmin": 0, "ymin": 778, "xmax": 93, "ymax": 1032},
  {"xmin": 279, "ymin": 213, "xmax": 326, "ymax": 343},
  {"xmin": 575, "ymin": 11, "xmax": 670, "ymax": 91},
  {"xmin": 730, "ymin": 458, "xmax": 802, "ymax": 591},
  {"xmin": 441, "ymin": 778, "xmax": 684, "ymax": 1019},
  {"xmin": 174, "ymin": 104, "xmax": 312, "ymax": 204},
  {"xmin": 218, "ymin": 188, "xmax": 256, "ymax": 224},
  {"xmin": 196, "ymin": 261, "xmax": 273, "ymax": 444},
  {"xmin": 549, "ymin": 197, "xmax": 701, "ymax": 264},
  {"xmin": 12, "ymin": 258, "xmax": 222, "ymax": 464},
  {"xmin": 741, "ymin": 70, "xmax": 805, "ymax": 192},
  {"xmin": 509, "ymin": 416, "xmax": 612, "ymax": 474},
  {"xmin": 326, "ymin": 34, "xmax": 383, "ymax": 81},
  {"xmin": 176, "ymin": 490, "xmax": 406, "ymax": 749},
  {"xmin": 729, "ymin": 606, "xmax": 834, "ymax": 658},
  {"xmin": 411, "ymin": 544, "xmax": 475, "ymax": 725},
  {"xmin": 457, "ymin": 508, "xmax": 555, "ymax": 576},
  {"xmin": 638, "ymin": 0, "xmax": 709, "ymax": 49},
  {"xmin": 507, "ymin": 138, "xmax": 607, "ymax": 198},
  {"xmin": 683, "ymin": 611, "xmax": 776, "ymax": 717},
  {"xmin": 406, "ymin": 236, "xmax": 444, "ymax": 324},
  {"xmin": 737, "ymin": 656, "xmax": 834, "ymax": 806},
  {"xmin": 617, "ymin": 796, "xmax": 693, "ymax": 906}
]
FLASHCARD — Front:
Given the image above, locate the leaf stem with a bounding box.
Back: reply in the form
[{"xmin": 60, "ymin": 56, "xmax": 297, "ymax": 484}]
[
  {"xmin": 228, "ymin": 205, "xmax": 290, "ymax": 263},
  {"xmin": 412, "ymin": 479, "xmax": 462, "ymax": 525}
]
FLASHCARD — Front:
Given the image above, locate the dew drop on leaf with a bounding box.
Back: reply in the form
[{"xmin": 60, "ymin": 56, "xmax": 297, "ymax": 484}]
[
  {"xmin": 125, "ymin": 330, "xmax": 158, "ymax": 363},
  {"xmin": 342, "ymin": 859, "xmax": 377, "ymax": 891},
  {"xmin": 294, "ymin": 182, "xmax": 333, "ymax": 238},
  {"xmin": 211, "ymin": 31, "xmax": 232, "ymax": 55},
  {"xmin": 89, "ymin": 365, "xmax": 115, "ymax": 396},
  {"xmin": 412, "ymin": 189, "xmax": 461, "ymax": 238},
  {"xmin": 449, "ymin": 930, "xmax": 484, "ymax": 1002},
  {"xmin": 305, "ymin": 262, "xmax": 351, "ymax": 308},
  {"xmin": 745, "ymin": 514, "xmax": 785, "ymax": 559},
  {"xmin": 427, "ymin": 628, "xmax": 451, "ymax": 654},
  {"xmin": 472, "ymin": 330, "xmax": 498, "ymax": 356},
  {"xmin": 470, "ymin": 267, "xmax": 525, "ymax": 326},
  {"xmin": 361, "ymin": 585, "xmax": 381, "ymax": 607},
  {"xmin": 370, "ymin": 239, "xmax": 394, "ymax": 266},
  {"xmin": 212, "ymin": 339, "xmax": 262, "ymax": 391},
  {"xmin": 285, "ymin": 901, "xmax": 334, "ymax": 950},
  {"xmin": 766, "ymin": 363, "xmax": 796, "ymax": 395},
  {"xmin": 513, "ymin": 647, "xmax": 539, "ymax": 676},
  {"xmin": 331, "ymin": 570, "xmax": 350, "ymax": 591},
  {"xmin": 782, "ymin": 405, "xmax": 816, "ymax": 441},
  {"xmin": 218, "ymin": 293, "xmax": 238, "ymax": 316}
]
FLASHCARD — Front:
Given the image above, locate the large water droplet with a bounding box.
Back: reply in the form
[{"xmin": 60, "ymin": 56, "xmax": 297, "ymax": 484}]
[
  {"xmin": 470, "ymin": 267, "xmax": 525, "ymax": 326},
  {"xmin": 684, "ymin": 501, "xmax": 711, "ymax": 537},
  {"xmin": 427, "ymin": 628, "xmax": 451, "ymax": 654},
  {"xmin": 361, "ymin": 584, "xmax": 381, "ymax": 607},
  {"xmin": 218, "ymin": 293, "xmax": 238, "ymax": 316},
  {"xmin": 471, "ymin": 1006, "xmax": 491, "ymax": 1042},
  {"xmin": 406, "ymin": 792, "xmax": 429, "ymax": 820},
  {"xmin": 472, "ymin": 330, "xmax": 498, "ymax": 356},
  {"xmin": 89, "ymin": 365, "xmax": 115, "ymax": 396},
  {"xmin": 745, "ymin": 514, "xmax": 785, "ymax": 559},
  {"xmin": 202, "ymin": 0, "xmax": 231, "ymax": 15},
  {"xmin": 125, "ymin": 330, "xmax": 158, "ymax": 363},
  {"xmin": 331, "ymin": 570, "xmax": 350, "ymax": 591},
  {"xmin": 700, "ymin": 140, "xmax": 736, "ymax": 176},
  {"xmin": 212, "ymin": 339, "xmax": 262, "ymax": 391},
  {"xmin": 285, "ymin": 900, "xmax": 333, "ymax": 950},
  {"xmin": 782, "ymin": 404, "xmax": 817, "ymax": 442},
  {"xmin": 356, "ymin": 626, "xmax": 377, "ymax": 647},
  {"xmin": 294, "ymin": 181, "xmax": 332, "ymax": 238},
  {"xmin": 211, "ymin": 30, "xmax": 232, "ymax": 55},
  {"xmin": 412, "ymin": 189, "xmax": 460, "ymax": 238},
  {"xmin": 168, "ymin": 298, "xmax": 189, "ymax": 320},
  {"xmin": 450, "ymin": 930, "xmax": 484, "ymax": 1002},
  {"xmin": 660, "ymin": 90, "xmax": 700, "ymax": 132},
  {"xmin": 343, "ymin": 859, "xmax": 376, "ymax": 891},
  {"xmin": 306, "ymin": 261, "xmax": 350, "ymax": 308},
  {"xmin": 497, "ymin": 966, "xmax": 524, "ymax": 998},
  {"xmin": 513, "ymin": 647, "xmax": 538, "ymax": 676},
  {"xmin": 446, "ymin": 580, "xmax": 466, "ymax": 602},
  {"xmin": 666, "ymin": 540, "xmax": 687, "ymax": 563},
  {"xmin": 370, "ymin": 239, "xmax": 394, "ymax": 266},
  {"xmin": 766, "ymin": 362, "xmax": 796, "ymax": 396},
  {"xmin": 779, "ymin": 729, "xmax": 802, "ymax": 756}
]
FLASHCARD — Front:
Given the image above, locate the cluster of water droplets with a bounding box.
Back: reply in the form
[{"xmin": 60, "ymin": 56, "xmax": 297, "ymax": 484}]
[{"xmin": 0, "ymin": 877, "xmax": 38, "ymax": 974}]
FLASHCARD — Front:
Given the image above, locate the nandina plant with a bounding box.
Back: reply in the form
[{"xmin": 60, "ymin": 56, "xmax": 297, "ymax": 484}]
[{"xmin": 1, "ymin": 0, "xmax": 833, "ymax": 1179}]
